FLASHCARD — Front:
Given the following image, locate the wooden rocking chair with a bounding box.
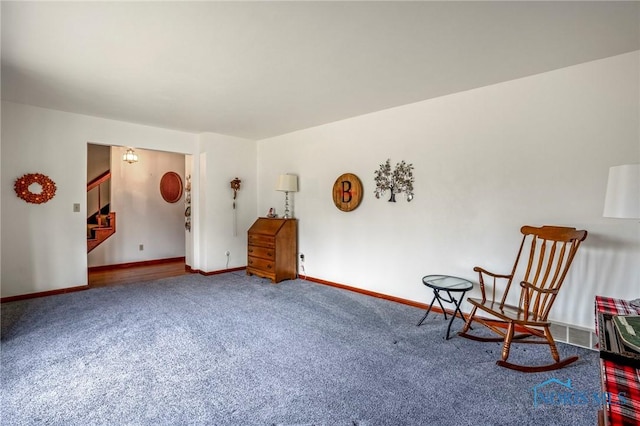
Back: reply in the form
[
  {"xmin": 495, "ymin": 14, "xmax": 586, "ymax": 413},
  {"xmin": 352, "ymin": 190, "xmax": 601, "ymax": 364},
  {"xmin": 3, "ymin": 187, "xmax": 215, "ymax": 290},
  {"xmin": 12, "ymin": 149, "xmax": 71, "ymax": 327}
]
[{"xmin": 459, "ymin": 225, "xmax": 587, "ymax": 372}]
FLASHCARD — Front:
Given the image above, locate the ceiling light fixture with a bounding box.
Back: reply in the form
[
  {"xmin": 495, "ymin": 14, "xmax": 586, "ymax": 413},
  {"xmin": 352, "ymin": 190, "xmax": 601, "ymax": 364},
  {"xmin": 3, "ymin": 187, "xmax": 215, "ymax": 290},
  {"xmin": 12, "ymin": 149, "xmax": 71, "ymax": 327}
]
[{"xmin": 122, "ymin": 148, "xmax": 139, "ymax": 164}]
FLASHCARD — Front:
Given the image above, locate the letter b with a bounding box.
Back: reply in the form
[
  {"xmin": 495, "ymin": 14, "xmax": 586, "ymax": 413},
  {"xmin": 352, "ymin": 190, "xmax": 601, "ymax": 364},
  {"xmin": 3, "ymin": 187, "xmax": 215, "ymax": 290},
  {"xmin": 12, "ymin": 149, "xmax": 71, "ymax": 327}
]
[{"xmin": 341, "ymin": 181, "xmax": 352, "ymax": 203}]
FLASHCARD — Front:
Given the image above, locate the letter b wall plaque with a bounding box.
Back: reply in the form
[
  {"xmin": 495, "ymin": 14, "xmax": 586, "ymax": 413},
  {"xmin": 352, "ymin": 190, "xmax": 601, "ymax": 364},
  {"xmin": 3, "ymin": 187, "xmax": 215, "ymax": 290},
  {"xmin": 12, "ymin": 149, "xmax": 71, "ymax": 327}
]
[{"xmin": 332, "ymin": 173, "xmax": 363, "ymax": 212}]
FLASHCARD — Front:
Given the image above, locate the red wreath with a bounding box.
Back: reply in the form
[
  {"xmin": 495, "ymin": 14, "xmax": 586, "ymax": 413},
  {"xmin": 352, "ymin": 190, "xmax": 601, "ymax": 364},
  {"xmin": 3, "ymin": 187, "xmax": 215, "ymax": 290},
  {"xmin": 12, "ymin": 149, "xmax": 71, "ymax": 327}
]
[{"xmin": 14, "ymin": 173, "xmax": 57, "ymax": 204}]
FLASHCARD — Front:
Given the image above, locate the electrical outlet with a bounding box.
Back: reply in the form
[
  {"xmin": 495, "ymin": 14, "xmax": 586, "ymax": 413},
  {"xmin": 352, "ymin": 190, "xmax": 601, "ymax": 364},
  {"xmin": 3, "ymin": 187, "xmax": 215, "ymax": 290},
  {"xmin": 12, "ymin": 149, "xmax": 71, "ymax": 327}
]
[
  {"xmin": 139, "ymin": 244, "xmax": 144, "ymax": 251},
  {"xmin": 225, "ymin": 250, "xmax": 230, "ymax": 256},
  {"xmin": 300, "ymin": 253, "xmax": 305, "ymax": 262}
]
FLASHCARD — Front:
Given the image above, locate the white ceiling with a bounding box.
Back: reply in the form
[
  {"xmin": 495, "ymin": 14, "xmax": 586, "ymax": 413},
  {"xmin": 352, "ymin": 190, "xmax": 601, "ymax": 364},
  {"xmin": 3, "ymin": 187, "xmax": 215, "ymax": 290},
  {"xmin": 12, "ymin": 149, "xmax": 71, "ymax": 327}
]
[{"xmin": 2, "ymin": 1, "xmax": 639, "ymax": 140}]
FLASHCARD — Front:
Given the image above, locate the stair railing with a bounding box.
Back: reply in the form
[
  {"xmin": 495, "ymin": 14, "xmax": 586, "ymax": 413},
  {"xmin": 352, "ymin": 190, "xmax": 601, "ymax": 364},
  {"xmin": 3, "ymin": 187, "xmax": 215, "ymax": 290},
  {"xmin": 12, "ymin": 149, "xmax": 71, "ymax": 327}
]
[{"xmin": 87, "ymin": 170, "xmax": 111, "ymax": 227}]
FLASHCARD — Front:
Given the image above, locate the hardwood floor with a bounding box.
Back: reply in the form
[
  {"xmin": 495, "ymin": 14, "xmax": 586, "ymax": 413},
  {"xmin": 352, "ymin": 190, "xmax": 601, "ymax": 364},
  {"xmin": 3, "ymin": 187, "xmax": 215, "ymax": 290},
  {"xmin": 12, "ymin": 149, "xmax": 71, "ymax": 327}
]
[{"xmin": 88, "ymin": 259, "xmax": 189, "ymax": 287}]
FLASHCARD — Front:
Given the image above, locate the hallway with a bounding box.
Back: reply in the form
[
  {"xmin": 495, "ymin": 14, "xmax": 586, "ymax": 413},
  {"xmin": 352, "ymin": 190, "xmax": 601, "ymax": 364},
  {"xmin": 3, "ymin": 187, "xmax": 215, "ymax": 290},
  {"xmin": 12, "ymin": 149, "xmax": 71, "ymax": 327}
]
[{"xmin": 88, "ymin": 259, "xmax": 188, "ymax": 288}]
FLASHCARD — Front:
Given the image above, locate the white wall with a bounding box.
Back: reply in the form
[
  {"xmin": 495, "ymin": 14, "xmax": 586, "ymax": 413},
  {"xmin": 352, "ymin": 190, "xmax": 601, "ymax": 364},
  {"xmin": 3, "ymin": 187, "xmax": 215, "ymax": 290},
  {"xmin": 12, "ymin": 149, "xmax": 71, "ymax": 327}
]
[
  {"xmin": 1, "ymin": 102, "xmax": 253, "ymax": 297},
  {"xmin": 198, "ymin": 132, "xmax": 257, "ymax": 272},
  {"xmin": 87, "ymin": 147, "xmax": 186, "ymax": 267},
  {"xmin": 257, "ymin": 51, "xmax": 640, "ymax": 330}
]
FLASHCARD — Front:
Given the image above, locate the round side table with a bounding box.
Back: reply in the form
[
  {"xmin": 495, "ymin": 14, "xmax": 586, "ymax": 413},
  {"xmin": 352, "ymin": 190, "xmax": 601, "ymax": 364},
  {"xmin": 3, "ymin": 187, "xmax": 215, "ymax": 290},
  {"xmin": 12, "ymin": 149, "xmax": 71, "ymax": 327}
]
[{"xmin": 417, "ymin": 274, "xmax": 473, "ymax": 340}]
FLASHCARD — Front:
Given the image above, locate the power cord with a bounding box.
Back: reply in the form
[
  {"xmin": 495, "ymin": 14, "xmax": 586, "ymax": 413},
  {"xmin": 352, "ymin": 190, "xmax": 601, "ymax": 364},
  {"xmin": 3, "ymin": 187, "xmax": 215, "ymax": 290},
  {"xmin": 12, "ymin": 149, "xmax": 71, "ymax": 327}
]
[
  {"xmin": 299, "ymin": 263, "xmax": 306, "ymax": 280},
  {"xmin": 298, "ymin": 253, "xmax": 306, "ymax": 280}
]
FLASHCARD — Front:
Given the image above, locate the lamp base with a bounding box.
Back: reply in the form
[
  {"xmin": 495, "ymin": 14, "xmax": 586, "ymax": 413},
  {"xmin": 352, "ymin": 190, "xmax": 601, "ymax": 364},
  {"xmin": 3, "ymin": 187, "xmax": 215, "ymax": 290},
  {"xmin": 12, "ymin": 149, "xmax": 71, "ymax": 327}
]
[{"xmin": 282, "ymin": 191, "xmax": 293, "ymax": 219}]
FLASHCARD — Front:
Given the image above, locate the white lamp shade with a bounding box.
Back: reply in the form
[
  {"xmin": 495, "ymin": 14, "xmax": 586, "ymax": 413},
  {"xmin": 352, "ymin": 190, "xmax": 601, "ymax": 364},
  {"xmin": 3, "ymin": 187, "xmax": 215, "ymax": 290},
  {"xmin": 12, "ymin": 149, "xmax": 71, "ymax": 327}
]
[
  {"xmin": 276, "ymin": 174, "xmax": 298, "ymax": 192},
  {"xmin": 603, "ymin": 164, "xmax": 640, "ymax": 219}
]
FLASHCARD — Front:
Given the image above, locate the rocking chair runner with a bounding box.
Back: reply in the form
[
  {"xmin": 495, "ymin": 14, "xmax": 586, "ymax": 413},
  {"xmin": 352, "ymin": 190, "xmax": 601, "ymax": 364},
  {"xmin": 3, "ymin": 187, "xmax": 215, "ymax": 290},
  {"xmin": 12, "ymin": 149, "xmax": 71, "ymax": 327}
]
[{"xmin": 458, "ymin": 225, "xmax": 587, "ymax": 372}]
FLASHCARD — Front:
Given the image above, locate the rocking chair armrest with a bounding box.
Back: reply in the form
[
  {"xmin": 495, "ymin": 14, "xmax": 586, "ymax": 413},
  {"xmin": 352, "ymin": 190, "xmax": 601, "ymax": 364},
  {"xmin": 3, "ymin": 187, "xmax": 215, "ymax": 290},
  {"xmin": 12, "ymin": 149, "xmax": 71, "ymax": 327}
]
[
  {"xmin": 519, "ymin": 281, "xmax": 558, "ymax": 295},
  {"xmin": 473, "ymin": 267, "xmax": 512, "ymax": 280},
  {"xmin": 519, "ymin": 281, "xmax": 559, "ymax": 321},
  {"xmin": 473, "ymin": 266, "xmax": 513, "ymax": 303}
]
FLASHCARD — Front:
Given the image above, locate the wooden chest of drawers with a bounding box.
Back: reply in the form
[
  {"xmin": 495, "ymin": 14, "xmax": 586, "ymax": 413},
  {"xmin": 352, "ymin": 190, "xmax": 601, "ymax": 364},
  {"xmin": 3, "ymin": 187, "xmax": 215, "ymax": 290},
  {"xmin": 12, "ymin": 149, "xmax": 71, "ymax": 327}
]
[{"xmin": 247, "ymin": 218, "xmax": 297, "ymax": 283}]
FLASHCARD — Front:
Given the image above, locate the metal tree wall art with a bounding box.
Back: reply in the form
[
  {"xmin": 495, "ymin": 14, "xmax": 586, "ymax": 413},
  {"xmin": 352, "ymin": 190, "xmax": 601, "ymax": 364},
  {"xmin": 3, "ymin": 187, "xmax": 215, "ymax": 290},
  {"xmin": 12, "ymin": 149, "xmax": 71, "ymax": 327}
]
[{"xmin": 374, "ymin": 159, "xmax": 414, "ymax": 202}]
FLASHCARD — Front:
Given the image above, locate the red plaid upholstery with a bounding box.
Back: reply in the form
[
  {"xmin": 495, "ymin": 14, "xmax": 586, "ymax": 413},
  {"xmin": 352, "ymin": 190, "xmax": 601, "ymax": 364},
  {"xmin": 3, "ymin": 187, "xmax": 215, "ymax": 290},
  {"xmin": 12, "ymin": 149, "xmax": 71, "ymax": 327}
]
[{"xmin": 596, "ymin": 296, "xmax": 640, "ymax": 426}]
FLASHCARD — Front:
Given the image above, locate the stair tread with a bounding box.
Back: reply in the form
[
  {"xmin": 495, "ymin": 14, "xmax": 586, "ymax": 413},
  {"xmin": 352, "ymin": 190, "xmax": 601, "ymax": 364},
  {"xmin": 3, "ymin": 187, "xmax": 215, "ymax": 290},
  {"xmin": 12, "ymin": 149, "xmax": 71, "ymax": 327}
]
[{"xmin": 87, "ymin": 212, "xmax": 116, "ymax": 252}]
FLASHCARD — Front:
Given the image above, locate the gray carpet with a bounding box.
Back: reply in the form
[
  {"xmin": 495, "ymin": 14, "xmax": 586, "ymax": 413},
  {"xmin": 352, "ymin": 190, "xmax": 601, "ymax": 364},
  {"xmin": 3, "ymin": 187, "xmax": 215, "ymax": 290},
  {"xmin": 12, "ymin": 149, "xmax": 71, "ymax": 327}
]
[{"xmin": 2, "ymin": 272, "xmax": 601, "ymax": 425}]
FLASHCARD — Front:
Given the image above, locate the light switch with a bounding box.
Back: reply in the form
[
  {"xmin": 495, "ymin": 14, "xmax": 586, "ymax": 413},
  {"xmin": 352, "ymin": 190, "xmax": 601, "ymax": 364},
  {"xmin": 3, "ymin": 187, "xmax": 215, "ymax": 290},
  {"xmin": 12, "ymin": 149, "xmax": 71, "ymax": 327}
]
[{"xmin": 73, "ymin": 203, "xmax": 80, "ymax": 212}]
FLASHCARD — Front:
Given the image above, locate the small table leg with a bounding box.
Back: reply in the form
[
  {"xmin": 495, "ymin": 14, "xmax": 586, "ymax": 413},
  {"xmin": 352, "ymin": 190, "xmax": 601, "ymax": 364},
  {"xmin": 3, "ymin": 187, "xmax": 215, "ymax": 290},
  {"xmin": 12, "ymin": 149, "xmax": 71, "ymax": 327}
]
[
  {"xmin": 417, "ymin": 294, "xmax": 438, "ymax": 326},
  {"xmin": 444, "ymin": 290, "xmax": 468, "ymax": 340},
  {"xmin": 417, "ymin": 289, "xmax": 450, "ymax": 326},
  {"xmin": 434, "ymin": 289, "xmax": 448, "ymax": 320}
]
